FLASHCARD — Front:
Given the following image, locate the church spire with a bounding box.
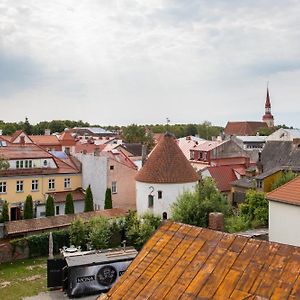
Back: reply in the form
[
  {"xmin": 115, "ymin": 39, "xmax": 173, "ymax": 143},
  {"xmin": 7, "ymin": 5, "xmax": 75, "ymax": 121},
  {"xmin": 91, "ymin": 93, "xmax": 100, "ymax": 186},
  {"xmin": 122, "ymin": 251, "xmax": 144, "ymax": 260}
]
[{"xmin": 262, "ymin": 85, "xmax": 274, "ymax": 127}]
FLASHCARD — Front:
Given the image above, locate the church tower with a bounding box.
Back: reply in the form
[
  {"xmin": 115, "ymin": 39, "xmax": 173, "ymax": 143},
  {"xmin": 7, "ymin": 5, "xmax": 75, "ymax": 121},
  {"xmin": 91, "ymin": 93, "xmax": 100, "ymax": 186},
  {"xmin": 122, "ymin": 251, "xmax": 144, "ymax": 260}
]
[{"xmin": 262, "ymin": 87, "xmax": 274, "ymax": 127}]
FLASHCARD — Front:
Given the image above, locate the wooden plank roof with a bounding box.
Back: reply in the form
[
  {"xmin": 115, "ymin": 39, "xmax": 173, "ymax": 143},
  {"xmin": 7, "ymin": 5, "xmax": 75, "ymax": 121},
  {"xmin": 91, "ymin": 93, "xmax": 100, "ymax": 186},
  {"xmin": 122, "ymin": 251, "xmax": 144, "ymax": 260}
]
[{"xmin": 101, "ymin": 221, "xmax": 300, "ymax": 300}]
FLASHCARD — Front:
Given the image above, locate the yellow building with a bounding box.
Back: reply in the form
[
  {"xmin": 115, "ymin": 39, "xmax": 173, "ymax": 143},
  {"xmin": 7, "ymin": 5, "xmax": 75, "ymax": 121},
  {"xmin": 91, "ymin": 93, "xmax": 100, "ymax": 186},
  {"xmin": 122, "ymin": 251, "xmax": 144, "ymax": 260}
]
[{"xmin": 0, "ymin": 135, "xmax": 82, "ymax": 220}]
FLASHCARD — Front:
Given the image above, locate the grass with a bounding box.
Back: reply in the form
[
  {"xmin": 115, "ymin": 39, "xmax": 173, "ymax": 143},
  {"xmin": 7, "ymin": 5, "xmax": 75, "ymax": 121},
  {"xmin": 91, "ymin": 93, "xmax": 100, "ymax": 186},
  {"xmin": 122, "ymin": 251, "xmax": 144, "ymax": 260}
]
[{"xmin": 0, "ymin": 257, "xmax": 47, "ymax": 300}]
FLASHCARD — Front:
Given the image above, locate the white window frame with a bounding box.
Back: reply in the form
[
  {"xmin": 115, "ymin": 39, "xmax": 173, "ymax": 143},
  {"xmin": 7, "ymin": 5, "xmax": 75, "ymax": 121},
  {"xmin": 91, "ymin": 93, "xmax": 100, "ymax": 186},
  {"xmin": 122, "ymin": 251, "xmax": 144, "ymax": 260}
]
[
  {"xmin": 64, "ymin": 178, "xmax": 71, "ymax": 189},
  {"xmin": 48, "ymin": 178, "xmax": 55, "ymax": 190},
  {"xmin": 31, "ymin": 179, "xmax": 38, "ymax": 191},
  {"xmin": 16, "ymin": 180, "xmax": 24, "ymax": 192},
  {"xmin": 0, "ymin": 182, "xmax": 7, "ymax": 193},
  {"xmin": 112, "ymin": 181, "xmax": 117, "ymax": 194}
]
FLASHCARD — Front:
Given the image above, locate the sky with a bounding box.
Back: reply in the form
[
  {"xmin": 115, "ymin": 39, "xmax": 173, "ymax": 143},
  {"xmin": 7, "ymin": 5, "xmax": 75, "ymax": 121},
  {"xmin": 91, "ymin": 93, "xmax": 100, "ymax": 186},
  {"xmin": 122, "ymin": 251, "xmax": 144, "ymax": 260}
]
[{"xmin": 1, "ymin": 0, "xmax": 300, "ymax": 128}]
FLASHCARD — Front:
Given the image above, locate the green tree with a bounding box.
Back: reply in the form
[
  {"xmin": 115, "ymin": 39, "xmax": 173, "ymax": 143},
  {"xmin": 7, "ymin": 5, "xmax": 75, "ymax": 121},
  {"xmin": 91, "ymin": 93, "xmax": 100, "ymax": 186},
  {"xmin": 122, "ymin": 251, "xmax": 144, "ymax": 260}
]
[
  {"xmin": 171, "ymin": 178, "xmax": 232, "ymax": 227},
  {"xmin": 23, "ymin": 117, "xmax": 33, "ymax": 135},
  {"xmin": 104, "ymin": 188, "xmax": 112, "ymax": 209},
  {"xmin": 271, "ymin": 170, "xmax": 297, "ymax": 191},
  {"xmin": 70, "ymin": 218, "xmax": 88, "ymax": 249},
  {"xmin": 84, "ymin": 185, "xmax": 94, "ymax": 212},
  {"xmin": 1, "ymin": 201, "xmax": 9, "ymax": 222},
  {"xmin": 24, "ymin": 195, "xmax": 33, "ymax": 219},
  {"xmin": 122, "ymin": 124, "xmax": 146, "ymax": 143},
  {"xmin": 45, "ymin": 195, "xmax": 55, "ymax": 217},
  {"xmin": 239, "ymin": 190, "xmax": 268, "ymax": 227},
  {"xmin": 65, "ymin": 193, "xmax": 74, "ymax": 214},
  {"xmin": 88, "ymin": 216, "xmax": 111, "ymax": 249}
]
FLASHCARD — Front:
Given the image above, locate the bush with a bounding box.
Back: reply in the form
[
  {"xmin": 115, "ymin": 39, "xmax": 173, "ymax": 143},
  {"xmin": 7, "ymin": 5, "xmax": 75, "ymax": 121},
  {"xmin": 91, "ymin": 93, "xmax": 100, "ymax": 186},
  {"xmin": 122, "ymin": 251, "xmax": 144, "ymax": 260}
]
[
  {"xmin": 271, "ymin": 170, "xmax": 297, "ymax": 191},
  {"xmin": 225, "ymin": 215, "xmax": 251, "ymax": 233},
  {"xmin": 24, "ymin": 195, "xmax": 33, "ymax": 219},
  {"xmin": 69, "ymin": 218, "xmax": 89, "ymax": 249},
  {"xmin": 65, "ymin": 193, "xmax": 74, "ymax": 214},
  {"xmin": 104, "ymin": 188, "xmax": 112, "ymax": 209},
  {"xmin": 125, "ymin": 211, "xmax": 161, "ymax": 249},
  {"xmin": 1, "ymin": 201, "xmax": 9, "ymax": 222},
  {"xmin": 88, "ymin": 216, "xmax": 111, "ymax": 249},
  {"xmin": 171, "ymin": 178, "xmax": 232, "ymax": 227},
  {"xmin": 84, "ymin": 185, "xmax": 94, "ymax": 212},
  {"xmin": 45, "ymin": 195, "xmax": 55, "ymax": 217}
]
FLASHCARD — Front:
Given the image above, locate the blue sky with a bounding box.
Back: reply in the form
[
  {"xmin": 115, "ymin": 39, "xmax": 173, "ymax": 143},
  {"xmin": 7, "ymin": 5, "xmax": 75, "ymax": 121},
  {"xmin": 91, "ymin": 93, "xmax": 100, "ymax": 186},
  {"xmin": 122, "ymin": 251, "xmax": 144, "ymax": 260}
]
[{"xmin": 1, "ymin": 0, "xmax": 300, "ymax": 128}]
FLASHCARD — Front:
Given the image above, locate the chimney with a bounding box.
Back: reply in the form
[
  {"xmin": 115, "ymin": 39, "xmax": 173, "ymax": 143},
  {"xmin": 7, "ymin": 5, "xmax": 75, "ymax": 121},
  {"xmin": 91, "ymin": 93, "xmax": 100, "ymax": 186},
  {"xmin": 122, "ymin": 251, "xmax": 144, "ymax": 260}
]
[
  {"xmin": 20, "ymin": 136, "xmax": 25, "ymax": 145},
  {"xmin": 208, "ymin": 212, "xmax": 224, "ymax": 231},
  {"xmin": 141, "ymin": 144, "xmax": 147, "ymax": 166},
  {"xmin": 293, "ymin": 138, "xmax": 300, "ymax": 146},
  {"xmin": 44, "ymin": 129, "xmax": 51, "ymax": 136}
]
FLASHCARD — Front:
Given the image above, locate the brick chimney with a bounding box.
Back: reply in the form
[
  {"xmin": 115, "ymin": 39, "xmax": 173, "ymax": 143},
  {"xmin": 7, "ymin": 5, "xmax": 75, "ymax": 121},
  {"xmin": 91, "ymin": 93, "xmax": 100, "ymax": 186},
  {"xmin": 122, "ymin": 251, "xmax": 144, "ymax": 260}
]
[
  {"xmin": 208, "ymin": 212, "xmax": 224, "ymax": 231},
  {"xmin": 20, "ymin": 136, "xmax": 25, "ymax": 146},
  {"xmin": 44, "ymin": 129, "xmax": 51, "ymax": 136}
]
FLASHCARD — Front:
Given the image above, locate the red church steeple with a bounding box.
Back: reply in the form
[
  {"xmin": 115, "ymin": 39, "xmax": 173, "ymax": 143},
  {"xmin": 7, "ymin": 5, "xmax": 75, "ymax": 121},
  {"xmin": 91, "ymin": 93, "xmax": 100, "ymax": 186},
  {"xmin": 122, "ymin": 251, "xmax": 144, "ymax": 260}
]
[{"xmin": 262, "ymin": 86, "xmax": 274, "ymax": 127}]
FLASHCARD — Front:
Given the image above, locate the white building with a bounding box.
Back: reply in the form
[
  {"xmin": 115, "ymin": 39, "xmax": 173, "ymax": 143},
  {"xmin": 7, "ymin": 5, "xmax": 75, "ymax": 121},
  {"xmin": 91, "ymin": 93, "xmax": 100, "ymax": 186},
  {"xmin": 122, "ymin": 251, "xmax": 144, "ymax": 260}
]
[
  {"xmin": 135, "ymin": 133, "xmax": 199, "ymax": 218},
  {"xmin": 268, "ymin": 175, "xmax": 300, "ymax": 247},
  {"xmin": 266, "ymin": 128, "xmax": 300, "ymax": 142}
]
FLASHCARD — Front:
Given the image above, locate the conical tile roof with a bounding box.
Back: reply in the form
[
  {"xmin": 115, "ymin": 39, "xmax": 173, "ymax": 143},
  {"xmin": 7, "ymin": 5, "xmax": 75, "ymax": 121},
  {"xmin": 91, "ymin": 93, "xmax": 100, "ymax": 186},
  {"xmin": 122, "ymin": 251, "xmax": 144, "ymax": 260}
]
[{"xmin": 136, "ymin": 133, "xmax": 199, "ymax": 183}]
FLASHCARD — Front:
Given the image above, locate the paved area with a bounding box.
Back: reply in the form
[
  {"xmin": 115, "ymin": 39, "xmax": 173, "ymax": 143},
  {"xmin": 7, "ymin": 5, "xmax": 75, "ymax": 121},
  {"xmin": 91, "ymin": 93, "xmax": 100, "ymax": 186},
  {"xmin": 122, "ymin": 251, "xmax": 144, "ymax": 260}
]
[{"xmin": 23, "ymin": 290, "xmax": 103, "ymax": 300}]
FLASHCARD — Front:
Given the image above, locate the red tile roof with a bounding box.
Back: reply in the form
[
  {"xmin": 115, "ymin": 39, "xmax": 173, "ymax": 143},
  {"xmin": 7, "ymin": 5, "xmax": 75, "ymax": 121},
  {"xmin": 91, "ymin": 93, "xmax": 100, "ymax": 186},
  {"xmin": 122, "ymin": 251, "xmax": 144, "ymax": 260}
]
[
  {"xmin": 5, "ymin": 208, "xmax": 127, "ymax": 236},
  {"xmin": 224, "ymin": 121, "xmax": 268, "ymax": 136},
  {"xmin": 59, "ymin": 131, "xmax": 76, "ymax": 146},
  {"xmin": 267, "ymin": 175, "xmax": 300, "ymax": 206},
  {"xmin": 29, "ymin": 135, "xmax": 61, "ymax": 146},
  {"xmin": 193, "ymin": 140, "xmax": 225, "ymax": 152},
  {"xmin": 206, "ymin": 166, "xmax": 238, "ymax": 192},
  {"xmin": 47, "ymin": 189, "xmax": 85, "ymax": 203},
  {"xmin": 136, "ymin": 133, "xmax": 199, "ymax": 183},
  {"xmin": 102, "ymin": 221, "xmax": 300, "ymax": 300},
  {"xmin": 10, "ymin": 130, "xmax": 25, "ymax": 142}
]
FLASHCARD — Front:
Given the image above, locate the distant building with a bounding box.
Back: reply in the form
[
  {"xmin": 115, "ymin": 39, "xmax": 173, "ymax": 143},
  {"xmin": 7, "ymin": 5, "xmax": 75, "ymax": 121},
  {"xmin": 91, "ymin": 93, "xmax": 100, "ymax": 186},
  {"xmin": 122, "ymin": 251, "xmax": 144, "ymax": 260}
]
[
  {"xmin": 266, "ymin": 128, "xmax": 300, "ymax": 142},
  {"xmin": 70, "ymin": 127, "xmax": 115, "ymax": 139},
  {"xmin": 0, "ymin": 136, "xmax": 82, "ymax": 220},
  {"xmin": 224, "ymin": 121, "xmax": 268, "ymax": 136},
  {"xmin": 262, "ymin": 87, "xmax": 274, "ymax": 127},
  {"xmin": 135, "ymin": 133, "xmax": 199, "ymax": 218}
]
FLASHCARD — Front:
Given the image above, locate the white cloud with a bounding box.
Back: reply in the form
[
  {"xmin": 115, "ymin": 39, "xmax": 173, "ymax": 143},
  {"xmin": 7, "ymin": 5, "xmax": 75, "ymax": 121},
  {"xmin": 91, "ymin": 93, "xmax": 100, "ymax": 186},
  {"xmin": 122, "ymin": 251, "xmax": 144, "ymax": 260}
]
[{"xmin": 1, "ymin": 0, "xmax": 300, "ymax": 127}]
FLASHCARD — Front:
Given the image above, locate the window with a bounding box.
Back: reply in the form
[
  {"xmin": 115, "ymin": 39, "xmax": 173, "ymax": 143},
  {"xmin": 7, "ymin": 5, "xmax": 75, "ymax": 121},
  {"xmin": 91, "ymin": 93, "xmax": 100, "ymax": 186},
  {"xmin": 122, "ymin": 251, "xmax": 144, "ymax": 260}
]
[
  {"xmin": 64, "ymin": 178, "xmax": 71, "ymax": 189},
  {"xmin": 48, "ymin": 179, "xmax": 55, "ymax": 190},
  {"xmin": 190, "ymin": 151, "xmax": 194, "ymax": 160},
  {"xmin": 199, "ymin": 152, "xmax": 203, "ymax": 160},
  {"xmin": 20, "ymin": 160, "xmax": 23, "ymax": 168},
  {"xmin": 43, "ymin": 160, "xmax": 48, "ymax": 167},
  {"xmin": 29, "ymin": 160, "xmax": 32, "ymax": 168},
  {"xmin": 148, "ymin": 195, "xmax": 154, "ymax": 208},
  {"xmin": 110, "ymin": 165, "xmax": 114, "ymax": 170},
  {"xmin": 16, "ymin": 180, "xmax": 24, "ymax": 192},
  {"xmin": 112, "ymin": 181, "xmax": 117, "ymax": 194},
  {"xmin": 31, "ymin": 179, "xmax": 38, "ymax": 191},
  {"xmin": 256, "ymin": 180, "xmax": 263, "ymax": 189},
  {"xmin": 158, "ymin": 190, "xmax": 162, "ymax": 199},
  {"xmin": 56, "ymin": 206, "xmax": 60, "ymax": 215},
  {"xmin": 0, "ymin": 182, "xmax": 7, "ymax": 193},
  {"xmin": 16, "ymin": 161, "xmax": 19, "ymax": 168}
]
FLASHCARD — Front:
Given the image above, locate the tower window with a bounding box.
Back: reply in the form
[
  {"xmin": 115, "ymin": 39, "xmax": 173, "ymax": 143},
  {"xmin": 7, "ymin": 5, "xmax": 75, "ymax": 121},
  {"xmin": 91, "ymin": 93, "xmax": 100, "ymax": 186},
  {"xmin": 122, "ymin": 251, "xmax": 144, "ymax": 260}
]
[
  {"xmin": 158, "ymin": 191, "xmax": 162, "ymax": 199},
  {"xmin": 148, "ymin": 195, "xmax": 154, "ymax": 208}
]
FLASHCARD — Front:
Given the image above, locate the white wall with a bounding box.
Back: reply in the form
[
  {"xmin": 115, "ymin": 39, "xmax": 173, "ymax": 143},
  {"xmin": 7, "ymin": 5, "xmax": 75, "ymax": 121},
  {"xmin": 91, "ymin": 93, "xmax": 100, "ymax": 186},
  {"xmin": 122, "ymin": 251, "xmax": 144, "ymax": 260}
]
[
  {"xmin": 36, "ymin": 200, "xmax": 85, "ymax": 217},
  {"xmin": 136, "ymin": 181, "xmax": 197, "ymax": 218},
  {"xmin": 75, "ymin": 154, "xmax": 107, "ymax": 209},
  {"xmin": 269, "ymin": 200, "xmax": 300, "ymax": 247}
]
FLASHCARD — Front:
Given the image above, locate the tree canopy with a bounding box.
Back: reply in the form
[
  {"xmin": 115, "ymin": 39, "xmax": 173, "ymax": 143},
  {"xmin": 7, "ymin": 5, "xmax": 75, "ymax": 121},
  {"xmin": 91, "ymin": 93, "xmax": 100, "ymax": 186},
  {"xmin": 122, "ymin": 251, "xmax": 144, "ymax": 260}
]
[
  {"xmin": 171, "ymin": 178, "xmax": 232, "ymax": 228},
  {"xmin": 45, "ymin": 195, "xmax": 55, "ymax": 217},
  {"xmin": 84, "ymin": 185, "xmax": 94, "ymax": 212},
  {"xmin": 24, "ymin": 195, "xmax": 33, "ymax": 219},
  {"xmin": 65, "ymin": 193, "xmax": 75, "ymax": 214}
]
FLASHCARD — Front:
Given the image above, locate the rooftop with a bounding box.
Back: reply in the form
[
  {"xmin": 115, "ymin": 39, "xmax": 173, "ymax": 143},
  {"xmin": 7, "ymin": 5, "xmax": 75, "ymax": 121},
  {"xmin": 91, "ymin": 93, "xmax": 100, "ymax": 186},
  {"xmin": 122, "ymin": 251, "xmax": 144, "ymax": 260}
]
[
  {"xmin": 224, "ymin": 121, "xmax": 268, "ymax": 136},
  {"xmin": 5, "ymin": 208, "xmax": 127, "ymax": 236},
  {"xmin": 267, "ymin": 175, "xmax": 300, "ymax": 206},
  {"xmin": 136, "ymin": 133, "xmax": 199, "ymax": 183},
  {"xmin": 103, "ymin": 221, "xmax": 300, "ymax": 299}
]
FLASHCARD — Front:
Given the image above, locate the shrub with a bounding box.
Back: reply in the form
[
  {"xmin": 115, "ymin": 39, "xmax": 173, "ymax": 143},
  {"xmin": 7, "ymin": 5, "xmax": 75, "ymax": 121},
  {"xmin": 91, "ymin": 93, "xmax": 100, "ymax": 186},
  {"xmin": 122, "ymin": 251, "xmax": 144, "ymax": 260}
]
[
  {"xmin": 84, "ymin": 185, "xmax": 94, "ymax": 212},
  {"xmin": 88, "ymin": 216, "xmax": 111, "ymax": 249},
  {"xmin": 45, "ymin": 195, "xmax": 55, "ymax": 217},
  {"xmin": 1, "ymin": 201, "xmax": 9, "ymax": 222},
  {"xmin": 171, "ymin": 178, "xmax": 232, "ymax": 227},
  {"xmin": 104, "ymin": 188, "xmax": 112, "ymax": 209},
  {"xmin": 24, "ymin": 195, "xmax": 33, "ymax": 219},
  {"xmin": 65, "ymin": 193, "xmax": 74, "ymax": 214},
  {"xmin": 271, "ymin": 170, "xmax": 297, "ymax": 191},
  {"xmin": 69, "ymin": 218, "xmax": 88, "ymax": 249}
]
